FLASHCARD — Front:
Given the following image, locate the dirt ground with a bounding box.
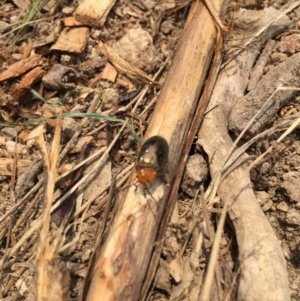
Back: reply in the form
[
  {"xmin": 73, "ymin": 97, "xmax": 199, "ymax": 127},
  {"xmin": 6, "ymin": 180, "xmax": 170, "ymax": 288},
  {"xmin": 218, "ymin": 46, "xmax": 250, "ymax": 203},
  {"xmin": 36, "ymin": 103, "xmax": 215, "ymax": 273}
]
[{"xmin": 0, "ymin": 0, "xmax": 300, "ymax": 300}]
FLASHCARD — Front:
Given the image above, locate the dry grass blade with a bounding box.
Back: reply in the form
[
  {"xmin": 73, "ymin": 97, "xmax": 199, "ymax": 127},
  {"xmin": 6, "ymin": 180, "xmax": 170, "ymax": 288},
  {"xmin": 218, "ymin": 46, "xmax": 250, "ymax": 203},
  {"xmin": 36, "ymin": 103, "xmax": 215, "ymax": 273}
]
[
  {"xmin": 199, "ymin": 203, "xmax": 228, "ymax": 301},
  {"xmin": 35, "ymin": 111, "xmax": 69, "ymax": 301}
]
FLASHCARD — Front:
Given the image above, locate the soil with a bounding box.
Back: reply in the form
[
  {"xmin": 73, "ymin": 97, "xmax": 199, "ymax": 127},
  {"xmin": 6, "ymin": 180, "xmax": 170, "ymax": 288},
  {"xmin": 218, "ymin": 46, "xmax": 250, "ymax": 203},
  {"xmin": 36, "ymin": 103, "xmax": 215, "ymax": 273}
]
[{"xmin": 0, "ymin": 0, "xmax": 299, "ymax": 301}]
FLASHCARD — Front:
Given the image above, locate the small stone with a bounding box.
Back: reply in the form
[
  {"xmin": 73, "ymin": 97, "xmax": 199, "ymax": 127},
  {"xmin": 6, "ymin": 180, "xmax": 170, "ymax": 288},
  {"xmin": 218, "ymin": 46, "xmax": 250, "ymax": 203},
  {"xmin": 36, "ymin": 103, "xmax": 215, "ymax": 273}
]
[
  {"xmin": 101, "ymin": 88, "xmax": 119, "ymax": 110},
  {"xmin": 256, "ymin": 191, "xmax": 270, "ymax": 205},
  {"xmin": 112, "ymin": 27, "xmax": 155, "ymax": 72},
  {"xmin": 277, "ymin": 202, "xmax": 289, "ymax": 212},
  {"xmin": 60, "ymin": 54, "xmax": 73, "ymax": 64},
  {"xmin": 286, "ymin": 210, "xmax": 300, "ymax": 226},
  {"xmin": 281, "ymin": 172, "xmax": 300, "ymax": 203},
  {"xmin": 11, "ymin": 52, "xmax": 22, "ymax": 60},
  {"xmin": 6, "ymin": 140, "xmax": 27, "ymax": 155},
  {"xmin": 261, "ymin": 200, "xmax": 273, "ymax": 212},
  {"xmin": 181, "ymin": 153, "xmax": 208, "ymax": 197},
  {"xmin": 295, "ymin": 202, "xmax": 300, "ymax": 209},
  {"xmin": 270, "ymin": 52, "xmax": 287, "ymax": 65},
  {"xmin": 161, "ymin": 20, "xmax": 174, "ymax": 34},
  {"xmin": 277, "ymin": 34, "xmax": 300, "ymax": 54},
  {"xmin": 99, "ymin": 81, "xmax": 111, "ymax": 89},
  {"xmin": 63, "ymin": 118, "xmax": 79, "ymax": 138},
  {"xmin": 90, "ymin": 29, "xmax": 101, "ymax": 39}
]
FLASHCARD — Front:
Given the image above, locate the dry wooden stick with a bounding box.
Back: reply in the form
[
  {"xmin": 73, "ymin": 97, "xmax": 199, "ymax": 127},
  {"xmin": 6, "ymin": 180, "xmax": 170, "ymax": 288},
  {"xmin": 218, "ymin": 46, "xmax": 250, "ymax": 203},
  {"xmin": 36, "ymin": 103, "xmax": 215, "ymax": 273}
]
[
  {"xmin": 35, "ymin": 112, "xmax": 69, "ymax": 301},
  {"xmin": 198, "ymin": 5, "xmax": 292, "ymax": 301},
  {"xmin": 140, "ymin": 25, "xmax": 224, "ymax": 300},
  {"xmin": 83, "ymin": 0, "xmax": 224, "ymax": 300}
]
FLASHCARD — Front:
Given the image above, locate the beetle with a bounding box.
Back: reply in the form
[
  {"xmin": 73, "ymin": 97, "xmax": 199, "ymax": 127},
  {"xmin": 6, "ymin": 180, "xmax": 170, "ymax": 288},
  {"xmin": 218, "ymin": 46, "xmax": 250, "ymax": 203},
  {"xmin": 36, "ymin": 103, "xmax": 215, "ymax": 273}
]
[{"xmin": 135, "ymin": 135, "xmax": 169, "ymax": 187}]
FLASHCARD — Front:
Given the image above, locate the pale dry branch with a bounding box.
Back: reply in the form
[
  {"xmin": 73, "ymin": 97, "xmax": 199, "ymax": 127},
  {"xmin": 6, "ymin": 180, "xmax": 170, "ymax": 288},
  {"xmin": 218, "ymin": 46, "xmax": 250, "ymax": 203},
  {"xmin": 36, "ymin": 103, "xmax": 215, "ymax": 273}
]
[
  {"xmin": 84, "ymin": 0, "xmax": 224, "ymax": 300},
  {"xmin": 198, "ymin": 5, "xmax": 292, "ymax": 301}
]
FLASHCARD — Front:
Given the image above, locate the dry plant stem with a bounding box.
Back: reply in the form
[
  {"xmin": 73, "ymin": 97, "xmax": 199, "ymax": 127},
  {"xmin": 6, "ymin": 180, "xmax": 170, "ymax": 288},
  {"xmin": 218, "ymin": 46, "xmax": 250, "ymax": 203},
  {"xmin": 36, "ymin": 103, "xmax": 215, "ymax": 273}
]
[
  {"xmin": 198, "ymin": 6, "xmax": 292, "ymax": 301},
  {"xmin": 81, "ymin": 177, "xmax": 116, "ymax": 299},
  {"xmin": 0, "ymin": 180, "xmax": 43, "ymax": 224},
  {"xmin": 73, "ymin": 162, "xmax": 134, "ymax": 219},
  {"xmin": 200, "ymin": 204, "xmax": 228, "ymax": 301},
  {"xmin": 52, "ymin": 123, "xmax": 126, "ymax": 212},
  {"xmin": 215, "ymin": 113, "xmax": 300, "ymax": 185},
  {"xmin": 141, "ymin": 23, "xmax": 223, "ymax": 301},
  {"xmin": 117, "ymin": 66, "xmax": 165, "ymax": 114},
  {"xmin": 247, "ymin": 39, "xmax": 275, "ymax": 91},
  {"xmin": 57, "ymin": 146, "xmax": 106, "ymax": 181},
  {"xmin": 203, "ymin": 0, "xmax": 228, "ymax": 32},
  {"xmin": 0, "ymin": 95, "xmax": 100, "ymax": 224},
  {"xmin": 224, "ymin": 87, "xmax": 300, "ymax": 175},
  {"xmin": 0, "ymin": 164, "xmax": 134, "ymax": 271},
  {"xmin": 84, "ymin": 1, "xmax": 223, "ymax": 300},
  {"xmin": 0, "ymin": 220, "xmax": 12, "ymax": 298},
  {"xmin": 36, "ymin": 112, "xmax": 63, "ymax": 301}
]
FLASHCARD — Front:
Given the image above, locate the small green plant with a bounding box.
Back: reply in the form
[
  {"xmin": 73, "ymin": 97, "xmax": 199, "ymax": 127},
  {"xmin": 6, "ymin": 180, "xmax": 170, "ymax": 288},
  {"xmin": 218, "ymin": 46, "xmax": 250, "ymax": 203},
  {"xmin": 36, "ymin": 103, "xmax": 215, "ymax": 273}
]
[{"xmin": 10, "ymin": 0, "xmax": 50, "ymax": 47}]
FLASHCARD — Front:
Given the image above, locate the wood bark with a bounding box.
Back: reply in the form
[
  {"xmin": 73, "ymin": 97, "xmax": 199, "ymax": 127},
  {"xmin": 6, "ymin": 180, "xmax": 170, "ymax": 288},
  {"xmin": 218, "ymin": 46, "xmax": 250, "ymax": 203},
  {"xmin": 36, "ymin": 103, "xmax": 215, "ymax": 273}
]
[{"xmin": 84, "ymin": 1, "xmax": 222, "ymax": 300}]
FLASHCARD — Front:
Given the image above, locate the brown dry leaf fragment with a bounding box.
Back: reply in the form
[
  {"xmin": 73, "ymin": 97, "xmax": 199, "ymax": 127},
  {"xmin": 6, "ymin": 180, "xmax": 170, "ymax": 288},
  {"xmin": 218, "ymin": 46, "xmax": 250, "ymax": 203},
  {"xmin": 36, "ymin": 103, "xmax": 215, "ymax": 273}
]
[
  {"xmin": 74, "ymin": 0, "xmax": 116, "ymax": 27},
  {"xmin": 43, "ymin": 109, "xmax": 57, "ymax": 127},
  {"xmin": 98, "ymin": 42, "xmax": 160, "ymax": 86},
  {"xmin": 63, "ymin": 16, "xmax": 84, "ymax": 27},
  {"xmin": 0, "ymin": 158, "xmax": 32, "ymax": 176},
  {"xmin": 50, "ymin": 27, "xmax": 90, "ymax": 53},
  {"xmin": 26, "ymin": 123, "xmax": 46, "ymax": 149},
  {"xmin": 101, "ymin": 62, "xmax": 118, "ymax": 82},
  {"xmin": 0, "ymin": 54, "xmax": 46, "ymax": 82},
  {"xmin": 10, "ymin": 66, "xmax": 46, "ymax": 100},
  {"xmin": 18, "ymin": 130, "xmax": 29, "ymax": 142}
]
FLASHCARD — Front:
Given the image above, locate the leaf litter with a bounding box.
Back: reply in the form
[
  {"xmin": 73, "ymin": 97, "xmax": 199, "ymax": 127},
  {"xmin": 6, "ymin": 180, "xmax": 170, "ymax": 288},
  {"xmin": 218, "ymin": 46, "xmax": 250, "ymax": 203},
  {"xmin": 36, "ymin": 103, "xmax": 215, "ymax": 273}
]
[{"xmin": 0, "ymin": 0, "xmax": 300, "ymax": 301}]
